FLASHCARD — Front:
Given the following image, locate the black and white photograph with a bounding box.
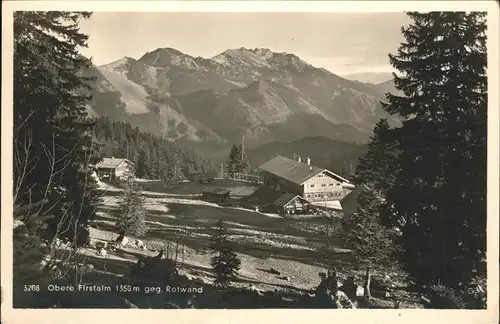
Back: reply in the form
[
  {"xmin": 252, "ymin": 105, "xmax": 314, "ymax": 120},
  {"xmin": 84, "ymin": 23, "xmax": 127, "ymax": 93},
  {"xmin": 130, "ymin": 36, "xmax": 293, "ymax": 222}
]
[{"xmin": 1, "ymin": 1, "xmax": 499, "ymax": 322}]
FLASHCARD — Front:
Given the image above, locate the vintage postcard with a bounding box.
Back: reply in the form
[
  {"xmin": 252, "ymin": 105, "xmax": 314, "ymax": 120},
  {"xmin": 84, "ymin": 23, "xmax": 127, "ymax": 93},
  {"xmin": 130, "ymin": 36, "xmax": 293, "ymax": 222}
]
[{"xmin": 1, "ymin": 1, "xmax": 499, "ymax": 324}]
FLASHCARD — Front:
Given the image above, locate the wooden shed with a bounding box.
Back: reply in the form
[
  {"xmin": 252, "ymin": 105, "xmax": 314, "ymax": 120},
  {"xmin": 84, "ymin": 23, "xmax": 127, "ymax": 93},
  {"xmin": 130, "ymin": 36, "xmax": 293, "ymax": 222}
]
[
  {"xmin": 202, "ymin": 188, "xmax": 231, "ymax": 204},
  {"xmin": 95, "ymin": 157, "xmax": 135, "ymax": 182},
  {"xmin": 268, "ymin": 193, "xmax": 311, "ymax": 215}
]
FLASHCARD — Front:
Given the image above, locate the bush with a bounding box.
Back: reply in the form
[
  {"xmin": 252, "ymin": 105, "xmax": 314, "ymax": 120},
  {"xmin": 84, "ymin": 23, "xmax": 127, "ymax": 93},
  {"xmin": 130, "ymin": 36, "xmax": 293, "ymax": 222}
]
[
  {"xmin": 426, "ymin": 285, "xmax": 466, "ymax": 309},
  {"xmin": 210, "ymin": 219, "xmax": 241, "ymax": 288},
  {"xmin": 115, "ymin": 178, "xmax": 149, "ymax": 236}
]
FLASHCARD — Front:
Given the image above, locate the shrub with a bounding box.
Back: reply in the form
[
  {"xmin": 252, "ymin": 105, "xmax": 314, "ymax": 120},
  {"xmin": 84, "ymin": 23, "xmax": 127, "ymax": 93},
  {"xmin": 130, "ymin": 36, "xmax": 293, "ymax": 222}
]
[
  {"xmin": 115, "ymin": 178, "xmax": 148, "ymax": 236},
  {"xmin": 210, "ymin": 219, "xmax": 241, "ymax": 287},
  {"xmin": 426, "ymin": 284, "xmax": 466, "ymax": 309}
]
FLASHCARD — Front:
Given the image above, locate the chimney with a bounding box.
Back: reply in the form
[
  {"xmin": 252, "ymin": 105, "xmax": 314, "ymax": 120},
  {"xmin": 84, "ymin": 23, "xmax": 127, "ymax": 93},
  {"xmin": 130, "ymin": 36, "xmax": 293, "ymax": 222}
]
[
  {"xmin": 307, "ymin": 157, "xmax": 311, "ymax": 165},
  {"xmin": 298, "ymin": 156, "xmax": 302, "ymax": 163}
]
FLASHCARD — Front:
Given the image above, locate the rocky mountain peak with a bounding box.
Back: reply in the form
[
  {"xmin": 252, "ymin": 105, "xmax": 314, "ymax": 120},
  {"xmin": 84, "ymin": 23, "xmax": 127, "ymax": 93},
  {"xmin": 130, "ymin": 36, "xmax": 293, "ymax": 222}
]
[
  {"xmin": 138, "ymin": 47, "xmax": 201, "ymax": 69},
  {"xmin": 212, "ymin": 48, "xmax": 271, "ymax": 68}
]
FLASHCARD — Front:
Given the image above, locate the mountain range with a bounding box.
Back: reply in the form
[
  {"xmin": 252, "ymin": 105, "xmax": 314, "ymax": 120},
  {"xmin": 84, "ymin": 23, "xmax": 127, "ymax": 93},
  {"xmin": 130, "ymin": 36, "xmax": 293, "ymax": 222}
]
[
  {"xmin": 84, "ymin": 47, "xmax": 399, "ymax": 158},
  {"xmin": 342, "ymin": 72, "xmax": 393, "ymax": 84}
]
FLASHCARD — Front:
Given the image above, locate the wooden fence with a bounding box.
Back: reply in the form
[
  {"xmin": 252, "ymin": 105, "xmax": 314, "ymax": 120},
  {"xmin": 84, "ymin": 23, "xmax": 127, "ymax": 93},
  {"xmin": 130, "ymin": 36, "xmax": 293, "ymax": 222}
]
[{"xmin": 226, "ymin": 172, "xmax": 263, "ymax": 184}]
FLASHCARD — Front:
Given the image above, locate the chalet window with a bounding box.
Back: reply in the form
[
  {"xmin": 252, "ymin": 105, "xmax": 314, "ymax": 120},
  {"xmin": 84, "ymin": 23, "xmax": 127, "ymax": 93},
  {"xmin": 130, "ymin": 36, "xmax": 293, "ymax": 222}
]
[
  {"xmin": 310, "ymin": 184, "xmax": 315, "ymax": 188},
  {"xmin": 321, "ymin": 184, "xmax": 326, "ymax": 187},
  {"xmin": 329, "ymin": 183, "xmax": 334, "ymax": 186},
  {"xmin": 337, "ymin": 183, "xmax": 341, "ymax": 186}
]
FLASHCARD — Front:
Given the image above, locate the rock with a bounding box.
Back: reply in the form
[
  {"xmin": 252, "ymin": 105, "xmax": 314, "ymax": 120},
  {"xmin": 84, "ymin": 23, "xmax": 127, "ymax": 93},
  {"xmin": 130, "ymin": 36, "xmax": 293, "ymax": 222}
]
[
  {"xmin": 248, "ymin": 284, "xmax": 257, "ymax": 291},
  {"xmin": 115, "ymin": 234, "xmax": 129, "ymax": 247},
  {"xmin": 13, "ymin": 219, "xmax": 25, "ymax": 229},
  {"xmin": 247, "ymin": 284, "xmax": 263, "ymax": 295},
  {"xmin": 337, "ymin": 290, "xmax": 356, "ymax": 309},
  {"xmin": 39, "ymin": 255, "xmax": 52, "ymax": 269},
  {"xmin": 95, "ymin": 241, "xmax": 106, "ymax": 250},
  {"xmin": 421, "ymin": 295, "xmax": 431, "ymax": 304},
  {"xmin": 177, "ymin": 269, "xmax": 188, "ymax": 276},
  {"xmin": 356, "ymin": 285, "xmax": 364, "ymax": 297}
]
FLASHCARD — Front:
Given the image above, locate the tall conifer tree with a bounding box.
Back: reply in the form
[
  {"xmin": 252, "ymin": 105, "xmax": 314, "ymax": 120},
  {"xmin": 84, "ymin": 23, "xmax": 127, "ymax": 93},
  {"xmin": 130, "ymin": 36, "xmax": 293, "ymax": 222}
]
[
  {"xmin": 381, "ymin": 12, "xmax": 487, "ymax": 290},
  {"xmin": 344, "ymin": 119, "xmax": 401, "ymax": 299},
  {"xmin": 14, "ymin": 11, "xmax": 101, "ymax": 241},
  {"xmin": 210, "ymin": 219, "xmax": 241, "ymax": 287}
]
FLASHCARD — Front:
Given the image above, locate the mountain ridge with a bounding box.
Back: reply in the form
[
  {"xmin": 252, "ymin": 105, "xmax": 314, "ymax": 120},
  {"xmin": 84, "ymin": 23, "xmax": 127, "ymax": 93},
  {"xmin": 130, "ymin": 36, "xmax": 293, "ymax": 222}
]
[{"xmin": 85, "ymin": 46, "xmax": 400, "ymax": 156}]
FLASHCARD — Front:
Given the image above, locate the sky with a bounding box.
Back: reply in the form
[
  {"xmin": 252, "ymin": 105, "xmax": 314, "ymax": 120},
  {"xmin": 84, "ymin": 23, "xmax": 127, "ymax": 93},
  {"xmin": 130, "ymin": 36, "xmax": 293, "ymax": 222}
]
[{"xmin": 79, "ymin": 12, "xmax": 412, "ymax": 75}]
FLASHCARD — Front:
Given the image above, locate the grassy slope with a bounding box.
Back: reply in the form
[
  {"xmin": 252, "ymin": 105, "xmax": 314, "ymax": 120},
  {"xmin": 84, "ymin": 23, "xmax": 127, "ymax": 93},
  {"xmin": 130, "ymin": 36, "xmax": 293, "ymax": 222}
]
[
  {"xmin": 81, "ymin": 179, "xmax": 421, "ymax": 308},
  {"xmin": 91, "ymin": 180, "xmax": 352, "ymax": 291}
]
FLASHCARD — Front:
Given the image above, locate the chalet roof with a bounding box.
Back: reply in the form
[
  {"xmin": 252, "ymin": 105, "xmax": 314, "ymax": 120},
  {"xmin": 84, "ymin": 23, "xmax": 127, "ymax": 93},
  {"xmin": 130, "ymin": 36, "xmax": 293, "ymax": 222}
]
[
  {"xmin": 202, "ymin": 187, "xmax": 230, "ymax": 195},
  {"xmin": 96, "ymin": 158, "xmax": 134, "ymax": 169},
  {"xmin": 259, "ymin": 155, "xmax": 349, "ymax": 185},
  {"xmin": 273, "ymin": 193, "xmax": 308, "ymax": 207},
  {"xmin": 240, "ymin": 187, "xmax": 283, "ymax": 207}
]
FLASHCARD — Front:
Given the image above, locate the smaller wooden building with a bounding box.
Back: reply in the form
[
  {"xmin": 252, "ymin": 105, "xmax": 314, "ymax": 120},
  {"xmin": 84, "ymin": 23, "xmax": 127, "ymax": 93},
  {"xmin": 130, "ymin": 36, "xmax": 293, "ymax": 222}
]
[
  {"xmin": 96, "ymin": 157, "xmax": 135, "ymax": 182},
  {"xmin": 271, "ymin": 193, "xmax": 311, "ymax": 215},
  {"xmin": 202, "ymin": 188, "xmax": 231, "ymax": 204},
  {"xmin": 240, "ymin": 187, "xmax": 311, "ymax": 216}
]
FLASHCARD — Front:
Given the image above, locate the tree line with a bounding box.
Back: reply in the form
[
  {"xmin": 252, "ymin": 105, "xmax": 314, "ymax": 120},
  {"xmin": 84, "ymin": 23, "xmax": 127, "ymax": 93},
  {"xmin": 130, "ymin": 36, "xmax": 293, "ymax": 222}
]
[{"xmin": 92, "ymin": 116, "xmax": 217, "ymax": 180}]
